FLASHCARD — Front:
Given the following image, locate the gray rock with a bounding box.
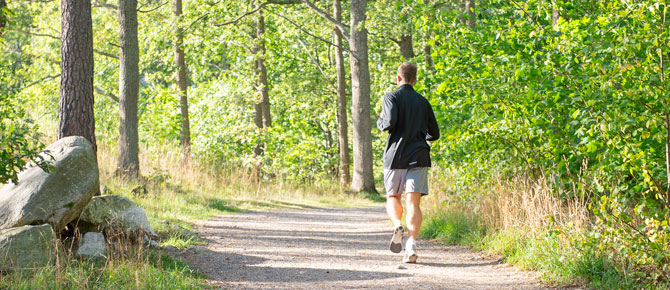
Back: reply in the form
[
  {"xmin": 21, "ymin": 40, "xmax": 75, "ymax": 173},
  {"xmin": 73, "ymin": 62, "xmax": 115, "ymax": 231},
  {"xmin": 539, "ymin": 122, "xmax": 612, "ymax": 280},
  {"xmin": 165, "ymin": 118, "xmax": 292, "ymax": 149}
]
[
  {"xmin": 78, "ymin": 195, "xmax": 156, "ymax": 240},
  {"xmin": 188, "ymin": 245, "xmax": 208, "ymax": 254},
  {"xmin": 0, "ymin": 137, "xmax": 99, "ymax": 232},
  {"xmin": 0, "ymin": 224, "xmax": 56, "ymax": 271},
  {"xmin": 76, "ymin": 232, "xmax": 106, "ymax": 261}
]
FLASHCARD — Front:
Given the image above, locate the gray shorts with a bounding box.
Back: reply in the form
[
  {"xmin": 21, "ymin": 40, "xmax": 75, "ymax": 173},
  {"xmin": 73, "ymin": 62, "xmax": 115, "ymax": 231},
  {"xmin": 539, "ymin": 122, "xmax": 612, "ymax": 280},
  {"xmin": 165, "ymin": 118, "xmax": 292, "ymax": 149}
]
[{"xmin": 383, "ymin": 167, "xmax": 429, "ymax": 196}]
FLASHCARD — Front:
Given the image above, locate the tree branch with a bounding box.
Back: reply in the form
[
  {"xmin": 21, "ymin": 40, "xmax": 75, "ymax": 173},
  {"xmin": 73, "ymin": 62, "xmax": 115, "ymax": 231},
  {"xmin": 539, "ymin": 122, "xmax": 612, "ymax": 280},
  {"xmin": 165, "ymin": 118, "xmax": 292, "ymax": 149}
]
[
  {"xmin": 6, "ymin": 28, "xmax": 59, "ymax": 40},
  {"xmin": 188, "ymin": 12, "xmax": 210, "ymax": 28},
  {"xmin": 300, "ymin": 0, "xmax": 349, "ymax": 40},
  {"xmin": 509, "ymin": 0, "xmax": 547, "ymax": 33},
  {"xmin": 296, "ymin": 38, "xmax": 337, "ymax": 93},
  {"xmin": 94, "ymin": 86, "xmax": 119, "ymax": 102},
  {"xmin": 138, "ymin": 1, "xmax": 167, "ymax": 13},
  {"xmin": 93, "ymin": 0, "xmax": 118, "ymax": 10},
  {"xmin": 8, "ymin": 28, "xmax": 119, "ymax": 60},
  {"xmin": 214, "ymin": 0, "xmax": 300, "ymax": 26},
  {"xmin": 264, "ymin": 7, "xmax": 351, "ymax": 53},
  {"xmin": 15, "ymin": 74, "xmax": 59, "ymax": 92},
  {"xmin": 93, "ymin": 48, "xmax": 118, "ymax": 60}
]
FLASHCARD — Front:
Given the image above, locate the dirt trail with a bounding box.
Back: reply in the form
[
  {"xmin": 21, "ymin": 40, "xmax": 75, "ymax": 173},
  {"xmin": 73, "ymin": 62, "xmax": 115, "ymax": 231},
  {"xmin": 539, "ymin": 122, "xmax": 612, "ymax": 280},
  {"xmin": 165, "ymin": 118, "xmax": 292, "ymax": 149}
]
[{"xmin": 177, "ymin": 207, "xmax": 556, "ymax": 289}]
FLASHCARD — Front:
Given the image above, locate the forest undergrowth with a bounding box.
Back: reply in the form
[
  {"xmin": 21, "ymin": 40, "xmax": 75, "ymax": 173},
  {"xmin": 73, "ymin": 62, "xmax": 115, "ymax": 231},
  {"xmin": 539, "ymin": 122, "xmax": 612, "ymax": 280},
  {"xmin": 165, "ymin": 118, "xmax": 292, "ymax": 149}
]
[
  {"xmin": 421, "ymin": 169, "xmax": 670, "ymax": 290},
  {"xmin": 0, "ymin": 133, "xmax": 380, "ymax": 289}
]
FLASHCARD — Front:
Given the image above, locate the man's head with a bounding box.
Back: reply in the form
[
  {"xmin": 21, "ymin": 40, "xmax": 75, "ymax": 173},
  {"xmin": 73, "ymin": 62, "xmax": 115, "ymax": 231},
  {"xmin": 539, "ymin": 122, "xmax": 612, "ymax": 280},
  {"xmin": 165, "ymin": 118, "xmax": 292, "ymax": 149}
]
[{"xmin": 397, "ymin": 62, "xmax": 418, "ymax": 86}]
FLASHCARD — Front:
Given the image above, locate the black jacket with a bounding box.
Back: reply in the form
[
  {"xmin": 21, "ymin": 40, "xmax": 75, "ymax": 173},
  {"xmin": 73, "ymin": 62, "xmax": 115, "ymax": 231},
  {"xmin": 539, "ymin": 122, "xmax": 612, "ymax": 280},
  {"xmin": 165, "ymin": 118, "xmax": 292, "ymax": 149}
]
[{"xmin": 377, "ymin": 84, "xmax": 440, "ymax": 169}]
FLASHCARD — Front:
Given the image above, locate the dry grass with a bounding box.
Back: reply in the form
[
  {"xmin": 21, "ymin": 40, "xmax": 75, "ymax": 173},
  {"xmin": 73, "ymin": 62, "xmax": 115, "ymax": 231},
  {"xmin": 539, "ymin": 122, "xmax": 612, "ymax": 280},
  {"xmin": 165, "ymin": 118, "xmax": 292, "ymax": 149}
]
[
  {"xmin": 424, "ymin": 169, "xmax": 591, "ymax": 234},
  {"xmin": 96, "ymin": 141, "xmax": 379, "ymax": 218}
]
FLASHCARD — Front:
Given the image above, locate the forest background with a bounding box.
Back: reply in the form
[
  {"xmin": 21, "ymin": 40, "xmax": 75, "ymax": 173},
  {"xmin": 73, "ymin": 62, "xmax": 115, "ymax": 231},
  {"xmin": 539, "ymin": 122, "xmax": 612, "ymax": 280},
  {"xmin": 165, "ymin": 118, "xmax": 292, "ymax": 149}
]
[{"xmin": 2, "ymin": 0, "xmax": 670, "ymax": 288}]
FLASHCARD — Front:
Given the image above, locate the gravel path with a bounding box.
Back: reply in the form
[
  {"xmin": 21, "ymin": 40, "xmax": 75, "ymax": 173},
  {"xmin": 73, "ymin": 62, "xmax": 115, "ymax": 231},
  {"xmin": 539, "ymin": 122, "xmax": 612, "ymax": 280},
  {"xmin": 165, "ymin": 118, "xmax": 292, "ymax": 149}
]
[{"xmin": 177, "ymin": 207, "xmax": 554, "ymax": 289}]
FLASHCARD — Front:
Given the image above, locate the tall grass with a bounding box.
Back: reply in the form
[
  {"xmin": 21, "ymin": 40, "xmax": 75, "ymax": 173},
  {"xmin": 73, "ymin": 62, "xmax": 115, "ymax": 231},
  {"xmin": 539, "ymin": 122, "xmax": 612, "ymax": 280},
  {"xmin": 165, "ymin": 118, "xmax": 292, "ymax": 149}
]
[
  {"xmin": 97, "ymin": 142, "xmax": 380, "ymax": 223},
  {"xmin": 420, "ymin": 170, "xmax": 663, "ymax": 289},
  {"xmin": 0, "ymin": 241, "xmax": 207, "ymax": 289}
]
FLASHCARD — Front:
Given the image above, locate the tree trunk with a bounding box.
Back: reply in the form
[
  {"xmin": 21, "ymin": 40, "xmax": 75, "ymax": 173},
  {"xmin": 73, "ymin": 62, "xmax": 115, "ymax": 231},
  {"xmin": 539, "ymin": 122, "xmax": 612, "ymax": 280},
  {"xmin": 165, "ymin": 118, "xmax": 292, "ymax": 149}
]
[
  {"xmin": 116, "ymin": 0, "xmax": 140, "ymax": 179},
  {"xmin": 465, "ymin": 0, "xmax": 476, "ymax": 28},
  {"xmin": 551, "ymin": 1, "xmax": 559, "ymax": 31},
  {"xmin": 59, "ymin": 0, "xmax": 96, "ymax": 154},
  {"xmin": 349, "ymin": 0, "xmax": 375, "ymax": 193},
  {"xmin": 334, "ymin": 0, "xmax": 350, "ymax": 187},
  {"xmin": 173, "ymin": 0, "xmax": 191, "ymax": 157},
  {"xmin": 251, "ymin": 12, "xmax": 271, "ymax": 157},
  {"xmin": 256, "ymin": 12, "xmax": 271, "ymax": 129},
  {"xmin": 398, "ymin": 34, "xmax": 414, "ymax": 61},
  {"xmin": 422, "ymin": 0, "xmax": 435, "ymax": 71}
]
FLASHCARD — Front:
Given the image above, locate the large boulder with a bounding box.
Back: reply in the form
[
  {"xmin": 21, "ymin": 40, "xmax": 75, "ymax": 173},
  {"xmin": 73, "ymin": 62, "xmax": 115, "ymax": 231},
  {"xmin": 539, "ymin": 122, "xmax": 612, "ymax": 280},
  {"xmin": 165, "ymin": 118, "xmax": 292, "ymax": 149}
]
[
  {"xmin": 0, "ymin": 136, "xmax": 99, "ymax": 232},
  {"xmin": 78, "ymin": 195, "xmax": 156, "ymax": 240},
  {"xmin": 0, "ymin": 224, "xmax": 56, "ymax": 271},
  {"xmin": 76, "ymin": 232, "xmax": 106, "ymax": 261}
]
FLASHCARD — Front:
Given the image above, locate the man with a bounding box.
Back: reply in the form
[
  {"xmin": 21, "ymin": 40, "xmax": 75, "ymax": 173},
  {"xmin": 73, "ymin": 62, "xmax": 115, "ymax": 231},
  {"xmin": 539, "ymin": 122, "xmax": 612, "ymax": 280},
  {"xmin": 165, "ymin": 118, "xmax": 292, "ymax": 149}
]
[{"xmin": 376, "ymin": 62, "xmax": 440, "ymax": 263}]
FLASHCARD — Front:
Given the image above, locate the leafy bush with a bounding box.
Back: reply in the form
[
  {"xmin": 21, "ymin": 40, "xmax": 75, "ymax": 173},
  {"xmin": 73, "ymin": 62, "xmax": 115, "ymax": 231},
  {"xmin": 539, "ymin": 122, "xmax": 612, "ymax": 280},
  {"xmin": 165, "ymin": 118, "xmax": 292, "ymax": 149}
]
[{"xmin": 0, "ymin": 59, "xmax": 50, "ymax": 184}]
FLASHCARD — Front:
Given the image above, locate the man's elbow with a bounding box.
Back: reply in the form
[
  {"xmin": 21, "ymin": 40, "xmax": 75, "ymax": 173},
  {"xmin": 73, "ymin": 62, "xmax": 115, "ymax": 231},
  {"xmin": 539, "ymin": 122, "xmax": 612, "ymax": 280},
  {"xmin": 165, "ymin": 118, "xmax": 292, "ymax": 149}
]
[
  {"xmin": 426, "ymin": 133, "xmax": 440, "ymax": 141},
  {"xmin": 376, "ymin": 119, "xmax": 390, "ymax": 131}
]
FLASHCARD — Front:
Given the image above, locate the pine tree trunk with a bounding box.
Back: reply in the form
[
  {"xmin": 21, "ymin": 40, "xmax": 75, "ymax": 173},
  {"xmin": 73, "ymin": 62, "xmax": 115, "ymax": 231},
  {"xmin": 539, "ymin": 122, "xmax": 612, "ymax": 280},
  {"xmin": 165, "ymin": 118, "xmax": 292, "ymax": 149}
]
[
  {"xmin": 334, "ymin": 0, "xmax": 350, "ymax": 187},
  {"xmin": 117, "ymin": 0, "xmax": 140, "ymax": 179},
  {"xmin": 173, "ymin": 0, "xmax": 191, "ymax": 157},
  {"xmin": 349, "ymin": 0, "xmax": 375, "ymax": 193},
  {"xmin": 59, "ymin": 0, "xmax": 96, "ymax": 154}
]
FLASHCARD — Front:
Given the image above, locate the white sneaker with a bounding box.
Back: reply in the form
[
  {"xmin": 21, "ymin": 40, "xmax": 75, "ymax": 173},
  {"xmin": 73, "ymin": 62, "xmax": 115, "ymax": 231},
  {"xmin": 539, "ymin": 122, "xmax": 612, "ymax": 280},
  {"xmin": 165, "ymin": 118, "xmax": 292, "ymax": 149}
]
[
  {"xmin": 403, "ymin": 250, "xmax": 418, "ymax": 263},
  {"xmin": 389, "ymin": 226, "xmax": 404, "ymax": 253},
  {"xmin": 403, "ymin": 239, "xmax": 418, "ymax": 263}
]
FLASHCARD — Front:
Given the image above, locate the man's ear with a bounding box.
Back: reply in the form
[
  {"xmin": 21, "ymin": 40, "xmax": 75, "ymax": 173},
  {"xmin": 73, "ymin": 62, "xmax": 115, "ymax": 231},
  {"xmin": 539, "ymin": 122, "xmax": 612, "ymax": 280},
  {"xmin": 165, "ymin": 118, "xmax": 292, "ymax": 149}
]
[{"xmin": 397, "ymin": 75, "xmax": 402, "ymax": 83}]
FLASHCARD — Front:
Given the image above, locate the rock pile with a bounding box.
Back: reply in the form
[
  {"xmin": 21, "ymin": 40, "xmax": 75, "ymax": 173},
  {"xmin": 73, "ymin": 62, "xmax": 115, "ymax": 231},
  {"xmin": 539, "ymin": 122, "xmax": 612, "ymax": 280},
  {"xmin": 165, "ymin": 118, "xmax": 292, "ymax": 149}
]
[{"xmin": 0, "ymin": 136, "xmax": 156, "ymax": 271}]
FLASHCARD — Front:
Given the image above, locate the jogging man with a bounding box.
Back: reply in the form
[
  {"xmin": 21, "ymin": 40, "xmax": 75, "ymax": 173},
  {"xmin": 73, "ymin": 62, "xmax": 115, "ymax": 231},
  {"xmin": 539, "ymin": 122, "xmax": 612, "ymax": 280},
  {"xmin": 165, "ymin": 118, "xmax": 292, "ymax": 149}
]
[{"xmin": 376, "ymin": 62, "xmax": 440, "ymax": 263}]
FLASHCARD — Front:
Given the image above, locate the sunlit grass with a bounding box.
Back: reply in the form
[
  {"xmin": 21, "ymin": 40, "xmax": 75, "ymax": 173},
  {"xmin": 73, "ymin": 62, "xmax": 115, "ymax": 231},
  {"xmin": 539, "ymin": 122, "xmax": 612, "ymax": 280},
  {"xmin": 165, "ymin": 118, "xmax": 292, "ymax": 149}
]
[
  {"xmin": 0, "ymin": 248, "xmax": 208, "ymax": 290},
  {"xmin": 419, "ymin": 170, "xmax": 670, "ymax": 289}
]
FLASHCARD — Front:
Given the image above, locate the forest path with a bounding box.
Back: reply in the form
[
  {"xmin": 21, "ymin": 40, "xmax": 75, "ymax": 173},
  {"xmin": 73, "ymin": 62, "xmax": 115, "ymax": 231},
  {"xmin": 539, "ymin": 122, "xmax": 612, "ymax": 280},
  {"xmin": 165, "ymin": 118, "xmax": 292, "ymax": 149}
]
[{"xmin": 179, "ymin": 206, "xmax": 554, "ymax": 289}]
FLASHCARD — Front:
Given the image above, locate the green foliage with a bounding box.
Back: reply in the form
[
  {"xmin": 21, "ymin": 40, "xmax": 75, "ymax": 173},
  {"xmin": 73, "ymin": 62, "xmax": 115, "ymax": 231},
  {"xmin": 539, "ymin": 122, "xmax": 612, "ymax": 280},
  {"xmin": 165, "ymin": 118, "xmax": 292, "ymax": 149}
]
[
  {"xmin": 420, "ymin": 207, "xmax": 483, "ymax": 245},
  {"xmin": 0, "ymin": 58, "xmax": 50, "ymax": 184},
  {"xmin": 4, "ymin": 0, "xmax": 670, "ymax": 286},
  {"xmin": 420, "ymin": 0, "xmax": 670, "ymax": 282}
]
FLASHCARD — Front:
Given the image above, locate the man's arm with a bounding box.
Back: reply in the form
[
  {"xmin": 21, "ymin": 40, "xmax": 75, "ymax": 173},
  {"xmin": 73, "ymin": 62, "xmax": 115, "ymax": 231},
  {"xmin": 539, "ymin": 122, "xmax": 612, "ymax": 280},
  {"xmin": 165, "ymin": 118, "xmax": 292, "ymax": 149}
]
[
  {"xmin": 376, "ymin": 94, "xmax": 397, "ymax": 131},
  {"xmin": 426, "ymin": 102, "xmax": 440, "ymax": 141}
]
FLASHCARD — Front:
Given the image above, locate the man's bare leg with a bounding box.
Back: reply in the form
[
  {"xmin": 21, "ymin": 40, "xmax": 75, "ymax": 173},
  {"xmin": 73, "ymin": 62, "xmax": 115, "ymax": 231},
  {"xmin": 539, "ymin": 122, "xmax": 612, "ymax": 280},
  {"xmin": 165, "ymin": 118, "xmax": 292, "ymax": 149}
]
[
  {"xmin": 386, "ymin": 195, "xmax": 403, "ymax": 227},
  {"xmin": 387, "ymin": 195, "xmax": 405, "ymax": 253},
  {"xmin": 405, "ymin": 192, "xmax": 423, "ymax": 239},
  {"xmin": 403, "ymin": 192, "xmax": 422, "ymax": 263}
]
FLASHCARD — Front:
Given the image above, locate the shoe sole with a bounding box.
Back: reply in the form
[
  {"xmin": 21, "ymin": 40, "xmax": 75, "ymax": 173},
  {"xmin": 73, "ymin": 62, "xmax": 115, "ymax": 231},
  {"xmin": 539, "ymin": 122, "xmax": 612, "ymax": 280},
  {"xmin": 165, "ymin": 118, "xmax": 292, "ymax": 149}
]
[
  {"xmin": 403, "ymin": 253, "xmax": 418, "ymax": 263},
  {"xmin": 390, "ymin": 227, "xmax": 403, "ymax": 253}
]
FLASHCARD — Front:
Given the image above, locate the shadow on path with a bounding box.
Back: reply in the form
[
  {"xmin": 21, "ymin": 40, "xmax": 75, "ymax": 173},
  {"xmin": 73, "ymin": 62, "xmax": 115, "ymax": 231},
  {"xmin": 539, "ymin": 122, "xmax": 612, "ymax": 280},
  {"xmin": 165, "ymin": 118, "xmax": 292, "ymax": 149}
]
[{"xmin": 174, "ymin": 207, "xmax": 550, "ymax": 290}]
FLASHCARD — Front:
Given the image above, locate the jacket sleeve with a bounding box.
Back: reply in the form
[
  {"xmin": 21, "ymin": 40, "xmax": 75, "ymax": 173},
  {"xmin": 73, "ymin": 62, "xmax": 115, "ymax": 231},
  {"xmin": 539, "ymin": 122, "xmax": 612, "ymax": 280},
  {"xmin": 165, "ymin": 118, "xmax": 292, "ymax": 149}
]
[
  {"xmin": 425, "ymin": 102, "xmax": 440, "ymax": 141},
  {"xmin": 376, "ymin": 94, "xmax": 397, "ymax": 131}
]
